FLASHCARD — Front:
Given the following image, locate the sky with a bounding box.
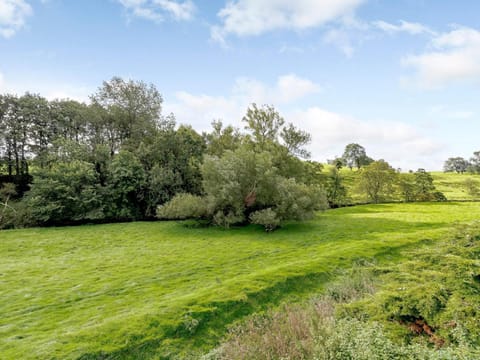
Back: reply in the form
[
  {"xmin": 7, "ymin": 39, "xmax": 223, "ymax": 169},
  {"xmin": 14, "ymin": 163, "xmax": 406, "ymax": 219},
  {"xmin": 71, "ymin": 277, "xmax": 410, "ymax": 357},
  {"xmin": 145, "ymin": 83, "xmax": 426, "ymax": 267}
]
[{"xmin": 1, "ymin": 0, "xmax": 480, "ymax": 170}]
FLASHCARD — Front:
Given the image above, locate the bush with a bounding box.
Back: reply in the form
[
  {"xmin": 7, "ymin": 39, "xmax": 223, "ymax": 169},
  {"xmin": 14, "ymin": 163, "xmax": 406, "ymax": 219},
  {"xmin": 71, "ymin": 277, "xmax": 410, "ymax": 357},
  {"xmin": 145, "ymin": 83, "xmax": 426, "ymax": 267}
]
[
  {"xmin": 463, "ymin": 179, "xmax": 480, "ymax": 197},
  {"xmin": 157, "ymin": 193, "xmax": 208, "ymax": 220},
  {"xmin": 432, "ymin": 191, "xmax": 447, "ymax": 202},
  {"xmin": 205, "ymin": 262, "xmax": 480, "ymax": 360},
  {"xmin": 250, "ymin": 208, "xmax": 281, "ymax": 232},
  {"xmin": 157, "ymin": 146, "xmax": 328, "ymax": 230},
  {"xmin": 24, "ymin": 160, "xmax": 103, "ymax": 225}
]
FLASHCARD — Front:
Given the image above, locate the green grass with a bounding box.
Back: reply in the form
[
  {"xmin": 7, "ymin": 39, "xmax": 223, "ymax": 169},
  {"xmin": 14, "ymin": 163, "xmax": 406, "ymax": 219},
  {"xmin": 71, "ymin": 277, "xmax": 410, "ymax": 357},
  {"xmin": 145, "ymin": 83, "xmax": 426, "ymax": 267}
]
[
  {"xmin": 1, "ymin": 203, "xmax": 480, "ymax": 359},
  {"xmin": 329, "ymin": 167, "xmax": 480, "ymax": 202},
  {"xmin": 431, "ymin": 171, "xmax": 480, "ymax": 201}
]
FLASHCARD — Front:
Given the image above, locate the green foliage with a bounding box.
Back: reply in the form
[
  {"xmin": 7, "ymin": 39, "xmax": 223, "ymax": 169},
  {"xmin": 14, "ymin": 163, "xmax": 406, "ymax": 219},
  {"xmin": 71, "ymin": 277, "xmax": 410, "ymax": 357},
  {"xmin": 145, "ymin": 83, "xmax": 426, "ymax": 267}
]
[
  {"xmin": 342, "ymin": 143, "xmax": 372, "ymax": 170},
  {"xmin": 204, "ymin": 120, "xmax": 243, "ymax": 157},
  {"xmin": 90, "ymin": 76, "xmax": 162, "ymax": 152},
  {"xmin": 358, "ymin": 160, "xmax": 397, "ymax": 203},
  {"xmin": 0, "ymin": 182, "xmax": 17, "ymax": 228},
  {"xmin": 249, "ymin": 208, "xmax": 281, "ymax": 232},
  {"xmin": 325, "ymin": 167, "xmax": 349, "ymax": 206},
  {"xmin": 158, "ymin": 105, "xmax": 323, "ymax": 231},
  {"xmin": 345, "ymin": 222, "xmax": 480, "ymax": 349},
  {"xmin": 160, "ymin": 144, "xmax": 328, "ymax": 230},
  {"xmin": 469, "ymin": 151, "xmax": 480, "ymax": 173},
  {"xmin": 25, "ymin": 161, "xmax": 102, "ymax": 225},
  {"xmin": 209, "ymin": 267, "xmax": 479, "ymax": 360},
  {"xmin": 444, "ymin": 157, "xmax": 470, "ymax": 174},
  {"xmin": 105, "ymin": 150, "xmax": 146, "ymax": 220},
  {"xmin": 397, "ymin": 173, "xmax": 416, "ymax": 202},
  {"xmin": 157, "ymin": 193, "xmax": 208, "ymax": 220},
  {"xmin": 398, "ymin": 169, "xmax": 445, "ymax": 202},
  {"xmin": 280, "ymin": 123, "xmax": 312, "ymax": 159},
  {"xmin": 463, "ymin": 178, "xmax": 480, "ymax": 197},
  {"xmin": 242, "ymin": 103, "xmax": 285, "ymax": 152}
]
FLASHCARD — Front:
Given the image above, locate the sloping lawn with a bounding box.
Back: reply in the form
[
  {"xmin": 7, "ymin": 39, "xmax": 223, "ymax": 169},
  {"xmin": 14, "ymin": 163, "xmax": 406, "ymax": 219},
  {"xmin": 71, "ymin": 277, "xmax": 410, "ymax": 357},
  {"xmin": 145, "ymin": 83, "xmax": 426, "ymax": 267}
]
[{"xmin": 1, "ymin": 202, "xmax": 479, "ymax": 359}]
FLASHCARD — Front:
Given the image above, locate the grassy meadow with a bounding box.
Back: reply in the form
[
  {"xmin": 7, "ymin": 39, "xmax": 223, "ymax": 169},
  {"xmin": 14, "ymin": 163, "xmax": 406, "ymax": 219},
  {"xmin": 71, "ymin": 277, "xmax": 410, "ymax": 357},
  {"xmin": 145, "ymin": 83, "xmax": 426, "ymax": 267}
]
[
  {"xmin": 1, "ymin": 202, "xmax": 480, "ymax": 359},
  {"xmin": 334, "ymin": 168, "xmax": 480, "ymax": 203}
]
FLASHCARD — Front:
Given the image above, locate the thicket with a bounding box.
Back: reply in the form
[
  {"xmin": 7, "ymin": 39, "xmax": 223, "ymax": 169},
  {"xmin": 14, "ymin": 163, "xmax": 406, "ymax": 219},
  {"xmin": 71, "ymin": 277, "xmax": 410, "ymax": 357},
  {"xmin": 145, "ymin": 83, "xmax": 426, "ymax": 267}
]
[
  {"xmin": 205, "ymin": 223, "xmax": 480, "ymax": 359},
  {"xmin": 0, "ymin": 80, "xmax": 330, "ymax": 230},
  {"xmin": 0, "ymin": 78, "xmax": 204, "ymax": 228},
  {"xmin": 0, "ymin": 77, "xmax": 450, "ymax": 230}
]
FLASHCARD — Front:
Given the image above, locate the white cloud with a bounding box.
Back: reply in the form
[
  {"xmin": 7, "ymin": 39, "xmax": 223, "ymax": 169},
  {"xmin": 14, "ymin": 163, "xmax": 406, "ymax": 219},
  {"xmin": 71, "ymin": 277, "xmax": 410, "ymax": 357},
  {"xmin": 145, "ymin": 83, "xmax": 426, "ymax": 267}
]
[
  {"xmin": 373, "ymin": 20, "xmax": 435, "ymax": 35},
  {"xmin": 402, "ymin": 26, "xmax": 480, "ymax": 88},
  {"xmin": 290, "ymin": 107, "xmax": 442, "ymax": 170},
  {"xmin": 0, "ymin": 72, "xmax": 92, "ymax": 102},
  {"xmin": 211, "ymin": 0, "xmax": 365, "ymax": 43},
  {"xmin": 166, "ymin": 74, "xmax": 320, "ymax": 130},
  {"xmin": 117, "ymin": 0, "xmax": 195, "ymax": 22},
  {"xmin": 165, "ymin": 75, "xmax": 442, "ymax": 169},
  {"xmin": 0, "ymin": 0, "xmax": 32, "ymax": 38},
  {"xmin": 323, "ymin": 28, "xmax": 355, "ymax": 57}
]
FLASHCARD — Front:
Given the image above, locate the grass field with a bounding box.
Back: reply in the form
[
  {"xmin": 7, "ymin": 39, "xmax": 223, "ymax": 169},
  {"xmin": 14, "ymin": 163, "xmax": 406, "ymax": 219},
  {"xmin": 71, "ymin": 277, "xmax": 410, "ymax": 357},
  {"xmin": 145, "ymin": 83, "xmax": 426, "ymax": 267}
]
[
  {"xmin": 333, "ymin": 167, "xmax": 480, "ymax": 202},
  {"xmin": 431, "ymin": 171, "xmax": 480, "ymax": 201},
  {"xmin": 1, "ymin": 202, "xmax": 480, "ymax": 359}
]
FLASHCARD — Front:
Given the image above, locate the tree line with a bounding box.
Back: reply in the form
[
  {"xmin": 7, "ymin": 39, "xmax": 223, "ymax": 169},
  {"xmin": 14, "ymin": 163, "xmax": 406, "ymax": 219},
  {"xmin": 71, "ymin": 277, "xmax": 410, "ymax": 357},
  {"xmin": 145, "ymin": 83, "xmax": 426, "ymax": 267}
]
[
  {"xmin": 443, "ymin": 152, "xmax": 480, "ymax": 174},
  {"xmin": 0, "ymin": 77, "xmax": 453, "ymax": 231}
]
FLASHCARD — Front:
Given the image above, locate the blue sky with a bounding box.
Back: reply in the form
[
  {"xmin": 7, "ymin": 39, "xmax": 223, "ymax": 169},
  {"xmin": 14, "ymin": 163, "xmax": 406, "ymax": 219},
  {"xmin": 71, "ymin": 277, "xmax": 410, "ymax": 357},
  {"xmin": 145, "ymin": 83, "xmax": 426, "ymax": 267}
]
[{"xmin": 1, "ymin": 0, "xmax": 480, "ymax": 170}]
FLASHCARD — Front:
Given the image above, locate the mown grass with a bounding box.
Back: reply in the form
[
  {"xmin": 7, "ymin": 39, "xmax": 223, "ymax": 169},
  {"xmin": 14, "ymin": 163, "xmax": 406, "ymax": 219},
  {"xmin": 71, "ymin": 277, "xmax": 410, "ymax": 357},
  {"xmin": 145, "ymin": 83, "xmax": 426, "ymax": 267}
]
[{"xmin": 1, "ymin": 203, "xmax": 480, "ymax": 359}]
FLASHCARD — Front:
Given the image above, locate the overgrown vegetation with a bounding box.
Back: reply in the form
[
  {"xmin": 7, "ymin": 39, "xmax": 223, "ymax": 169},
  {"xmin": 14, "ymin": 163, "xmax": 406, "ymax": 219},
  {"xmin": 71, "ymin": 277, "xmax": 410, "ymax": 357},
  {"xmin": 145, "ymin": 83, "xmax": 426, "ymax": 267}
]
[{"xmin": 206, "ymin": 222, "xmax": 480, "ymax": 359}]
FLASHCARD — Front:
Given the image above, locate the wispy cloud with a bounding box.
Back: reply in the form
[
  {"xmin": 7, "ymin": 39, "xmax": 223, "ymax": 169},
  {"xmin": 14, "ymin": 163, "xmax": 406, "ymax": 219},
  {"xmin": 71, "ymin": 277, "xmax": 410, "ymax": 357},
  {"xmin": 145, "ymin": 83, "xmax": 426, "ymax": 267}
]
[
  {"xmin": 211, "ymin": 0, "xmax": 365, "ymax": 45},
  {"xmin": 0, "ymin": 0, "xmax": 33, "ymax": 38},
  {"xmin": 373, "ymin": 20, "xmax": 435, "ymax": 36},
  {"xmin": 117, "ymin": 0, "xmax": 196, "ymax": 23}
]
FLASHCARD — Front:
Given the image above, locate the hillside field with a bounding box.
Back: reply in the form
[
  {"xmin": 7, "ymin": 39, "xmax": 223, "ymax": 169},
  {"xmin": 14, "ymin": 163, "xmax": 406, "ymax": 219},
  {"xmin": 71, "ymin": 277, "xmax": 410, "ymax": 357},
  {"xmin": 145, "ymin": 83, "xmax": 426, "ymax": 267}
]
[
  {"xmin": 1, "ymin": 202, "xmax": 480, "ymax": 359},
  {"xmin": 333, "ymin": 168, "xmax": 480, "ymax": 203}
]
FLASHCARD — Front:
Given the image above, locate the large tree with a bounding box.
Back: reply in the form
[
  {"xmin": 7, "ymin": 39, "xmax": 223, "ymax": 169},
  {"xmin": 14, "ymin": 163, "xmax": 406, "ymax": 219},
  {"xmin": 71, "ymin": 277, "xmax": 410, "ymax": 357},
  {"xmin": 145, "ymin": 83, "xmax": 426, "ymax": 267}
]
[
  {"xmin": 25, "ymin": 160, "xmax": 103, "ymax": 225},
  {"xmin": 444, "ymin": 157, "xmax": 470, "ymax": 174},
  {"xmin": 91, "ymin": 77, "xmax": 163, "ymax": 155},
  {"xmin": 469, "ymin": 151, "xmax": 480, "ymax": 174},
  {"xmin": 242, "ymin": 103, "xmax": 284, "ymax": 152},
  {"xmin": 204, "ymin": 120, "xmax": 242, "ymax": 157},
  {"xmin": 358, "ymin": 160, "xmax": 397, "ymax": 203},
  {"xmin": 342, "ymin": 143, "xmax": 372, "ymax": 170},
  {"xmin": 158, "ymin": 105, "xmax": 327, "ymax": 231}
]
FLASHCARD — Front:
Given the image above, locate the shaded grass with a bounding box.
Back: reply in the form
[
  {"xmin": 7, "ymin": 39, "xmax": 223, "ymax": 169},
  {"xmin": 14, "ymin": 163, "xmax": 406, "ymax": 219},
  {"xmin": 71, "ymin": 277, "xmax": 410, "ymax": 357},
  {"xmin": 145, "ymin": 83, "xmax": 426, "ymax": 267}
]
[{"xmin": 1, "ymin": 203, "xmax": 480, "ymax": 359}]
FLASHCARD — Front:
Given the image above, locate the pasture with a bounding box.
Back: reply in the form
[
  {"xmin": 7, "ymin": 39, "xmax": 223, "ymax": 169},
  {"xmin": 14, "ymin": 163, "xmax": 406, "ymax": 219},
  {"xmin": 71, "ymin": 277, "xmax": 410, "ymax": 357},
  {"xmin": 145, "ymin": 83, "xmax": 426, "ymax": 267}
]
[{"xmin": 1, "ymin": 202, "xmax": 480, "ymax": 359}]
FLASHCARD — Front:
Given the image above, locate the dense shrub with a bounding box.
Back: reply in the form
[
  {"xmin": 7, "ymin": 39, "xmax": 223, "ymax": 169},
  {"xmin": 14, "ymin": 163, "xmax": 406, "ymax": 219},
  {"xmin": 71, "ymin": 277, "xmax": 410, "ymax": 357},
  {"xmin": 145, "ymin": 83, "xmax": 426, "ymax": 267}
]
[
  {"xmin": 24, "ymin": 160, "xmax": 103, "ymax": 225},
  {"xmin": 158, "ymin": 146, "xmax": 328, "ymax": 231},
  {"xmin": 249, "ymin": 208, "xmax": 281, "ymax": 232},
  {"xmin": 157, "ymin": 193, "xmax": 208, "ymax": 220}
]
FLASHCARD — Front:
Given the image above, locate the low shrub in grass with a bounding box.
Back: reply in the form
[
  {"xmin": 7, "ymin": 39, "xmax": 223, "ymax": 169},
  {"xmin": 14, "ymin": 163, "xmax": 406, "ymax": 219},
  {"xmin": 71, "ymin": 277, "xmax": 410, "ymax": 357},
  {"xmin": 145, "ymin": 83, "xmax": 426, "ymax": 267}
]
[{"xmin": 156, "ymin": 193, "xmax": 209, "ymax": 220}]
